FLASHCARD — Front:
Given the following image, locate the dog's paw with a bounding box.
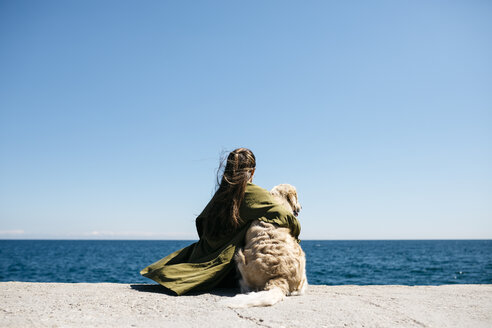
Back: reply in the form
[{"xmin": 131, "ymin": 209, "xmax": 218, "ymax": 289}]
[
  {"xmin": 219, "ymin": 294, "xmax": 249, "ymax": 308},
  {"xmin": 289, "ymin": 281, "xmax": 308, "ymax": 296}
]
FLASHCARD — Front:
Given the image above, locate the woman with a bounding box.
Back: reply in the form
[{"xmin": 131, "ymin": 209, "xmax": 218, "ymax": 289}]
[{"xmin": 140, "ymin": 148, "xmax": 300, "ymax": 295}]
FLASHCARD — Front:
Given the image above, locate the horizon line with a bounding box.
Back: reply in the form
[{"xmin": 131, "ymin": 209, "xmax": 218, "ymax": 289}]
[{"xmin": 0, "ymin": 238, "xmax": 491, "ymax": 241}]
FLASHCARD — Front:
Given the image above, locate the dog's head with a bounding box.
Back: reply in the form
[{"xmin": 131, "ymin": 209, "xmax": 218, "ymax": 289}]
[{"xmin": 270, "ymin": 184, "xmax": 302, "ymax": 217}]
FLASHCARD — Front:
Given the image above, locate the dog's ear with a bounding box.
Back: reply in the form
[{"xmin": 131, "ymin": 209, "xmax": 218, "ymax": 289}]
[{"xmin": 287, "ymin": 190, "xmax": 298, "ymax": 207}]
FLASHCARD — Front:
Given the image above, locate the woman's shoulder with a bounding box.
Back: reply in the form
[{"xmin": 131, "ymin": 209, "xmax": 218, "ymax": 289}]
[
  {"xmin": 243, "ymin": 183, "xmax": 287, "ymax": 213},
  {"xmin": 244, "ymin": 183, "xmax": 272, "ymax": 202},
  {"xmin": 245, "ymin": 182, "xmax": 267, "ymax": 193}
]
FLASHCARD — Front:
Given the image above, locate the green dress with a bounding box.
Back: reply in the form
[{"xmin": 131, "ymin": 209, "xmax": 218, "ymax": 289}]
[{"xmin": 140, "ymin": 182, "xmax": 301, "ymax": 295}]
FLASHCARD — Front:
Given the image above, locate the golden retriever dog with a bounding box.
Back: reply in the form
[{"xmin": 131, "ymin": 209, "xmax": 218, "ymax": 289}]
[{"xmin": 225, "ymin": 184, "xmax": 307, "ymax": 308}]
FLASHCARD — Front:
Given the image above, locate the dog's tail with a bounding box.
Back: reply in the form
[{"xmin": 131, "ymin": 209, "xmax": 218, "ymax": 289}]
[{"xmin": 223, "ymin": 287, "xmax": 285, "ymax": 308}]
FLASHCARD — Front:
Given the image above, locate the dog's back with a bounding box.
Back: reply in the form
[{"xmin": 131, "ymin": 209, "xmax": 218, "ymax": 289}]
[
  {"xmin": 236, "ymin": 221, "xmax": 306, "ymax": 294},
  {"xmin": 225, "ymin": 184, "xmax": 307, "ymax": 308}
]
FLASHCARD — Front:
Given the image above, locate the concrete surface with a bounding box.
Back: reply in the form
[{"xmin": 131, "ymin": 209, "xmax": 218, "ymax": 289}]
[{"xmin": 1, "ymin": 282, "xmax": 491, "ymax": 327}]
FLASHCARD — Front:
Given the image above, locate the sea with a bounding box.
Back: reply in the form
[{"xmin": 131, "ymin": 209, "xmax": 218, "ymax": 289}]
[{"xmin": 0, "ymin": 240, "xmax": 491, "ymax": 285}]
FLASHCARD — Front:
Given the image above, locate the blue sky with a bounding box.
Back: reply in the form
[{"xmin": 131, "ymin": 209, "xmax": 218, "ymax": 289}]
[{"xmin": 0, "ymin": 0, "xmax": 491, "ymax": 239}]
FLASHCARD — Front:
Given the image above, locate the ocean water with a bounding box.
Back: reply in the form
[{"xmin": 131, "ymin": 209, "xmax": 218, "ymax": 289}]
[{"xmin": 0, "ymin": 240, "xmax": 491, "ymax": 285}]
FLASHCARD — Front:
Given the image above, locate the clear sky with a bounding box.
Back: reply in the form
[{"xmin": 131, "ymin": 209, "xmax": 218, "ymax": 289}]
[{"xmin": 0, "ymin": 0, "xmax": 491, "ymax": 240}]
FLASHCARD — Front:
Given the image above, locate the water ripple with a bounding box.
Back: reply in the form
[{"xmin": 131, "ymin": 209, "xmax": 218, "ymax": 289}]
[{"xmin": 0, "ymin": 240, "xmax": 491, "ymax": 285}]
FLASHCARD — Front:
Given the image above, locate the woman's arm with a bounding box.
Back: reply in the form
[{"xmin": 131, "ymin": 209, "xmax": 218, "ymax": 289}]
[{"xmin": 241, "ymin": 183, "xmax": 301, "ymax": 240}]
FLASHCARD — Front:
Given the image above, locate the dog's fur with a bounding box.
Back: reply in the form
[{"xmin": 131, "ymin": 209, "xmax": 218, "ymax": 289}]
[{"xmin": 225, "ymin": 184, "xmax": 307, "ymax": 308}]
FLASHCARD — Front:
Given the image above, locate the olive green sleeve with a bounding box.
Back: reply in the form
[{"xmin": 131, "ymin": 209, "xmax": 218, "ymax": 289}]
[{"xmin": 241, "ymin": 183, "xmax": 301, "ymax": 240}]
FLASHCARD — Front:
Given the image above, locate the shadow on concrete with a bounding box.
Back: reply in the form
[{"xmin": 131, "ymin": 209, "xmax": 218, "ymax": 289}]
[
  {"xmin": 130, "ymin": 284, "xmax": 177, "ymax": 295},
  {"xmin": 129, "ymin": 284, "xmax": 239, "ymax": 297}
]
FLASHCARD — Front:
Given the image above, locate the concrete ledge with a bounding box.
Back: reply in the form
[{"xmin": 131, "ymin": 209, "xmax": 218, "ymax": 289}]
[{"xmin": 1, "ymin": 282, "xmax": 491, "ymax": 327}]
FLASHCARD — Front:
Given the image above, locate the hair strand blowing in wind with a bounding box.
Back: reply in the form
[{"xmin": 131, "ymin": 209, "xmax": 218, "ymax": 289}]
[{"xmin": 203, "ymin": 148, "xmax": 256, "ymax": 239}]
